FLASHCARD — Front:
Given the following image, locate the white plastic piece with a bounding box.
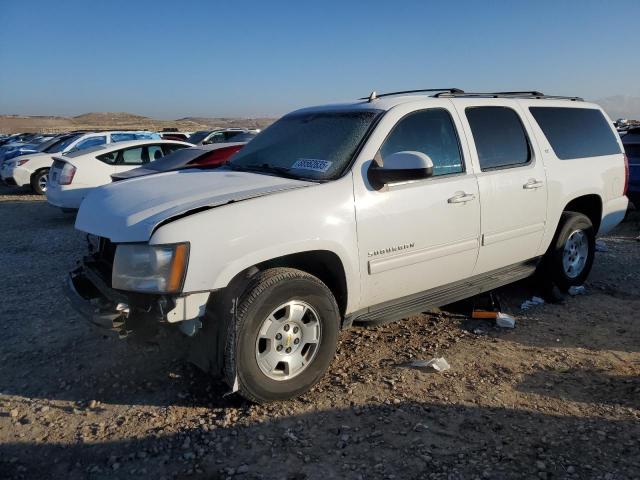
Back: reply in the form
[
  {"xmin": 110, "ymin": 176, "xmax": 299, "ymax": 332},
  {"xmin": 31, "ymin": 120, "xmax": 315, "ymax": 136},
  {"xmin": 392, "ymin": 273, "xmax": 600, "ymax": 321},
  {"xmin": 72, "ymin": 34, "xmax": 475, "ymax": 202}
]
[
  {"xmin": 166, "ymin": 292, "xmax": 211, "ymax": 323},
  {"xmin": 568, "ymin": 285, "xmax": 586, "ymax": 296},
  {"xmin": 496, "ymin": 312, "xmax": 516, "ymax": 328},
  {"xmin": 410, "ymin": 357, "xmax": 450, "ymax": 372},
  {"xmin": 595, "ymin": 240, "xmax": 608, "ymax": 252},
  {"xmin": 521, "ymin": 296, "xmax": 545, "ymax": 310}
]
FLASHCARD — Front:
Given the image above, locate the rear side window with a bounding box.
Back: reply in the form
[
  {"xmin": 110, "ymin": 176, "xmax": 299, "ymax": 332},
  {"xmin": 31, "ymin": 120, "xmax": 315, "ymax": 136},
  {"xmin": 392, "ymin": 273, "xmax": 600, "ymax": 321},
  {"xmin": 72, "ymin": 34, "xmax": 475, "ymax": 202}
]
[
  {"xmin": 120, "ymin": 147, "xmax": 145, "ymax": 165},
  {"xmin": 380, "ymin": 108, "xmax": 464, "ymax": 176},
  {"xmin": 147, "ymin": 145, "xmax": 164, "ymax": 162},
  {"xmin": 529, "ymin": 107, "xmax": 621, "ymax": 159},
  {"xmin": 466, "ymin": 107, "xmax": 530, "ymax": 170},
  {"xmin": 162, "ymin": 143, "xmax": 188, "ymax": 155}
]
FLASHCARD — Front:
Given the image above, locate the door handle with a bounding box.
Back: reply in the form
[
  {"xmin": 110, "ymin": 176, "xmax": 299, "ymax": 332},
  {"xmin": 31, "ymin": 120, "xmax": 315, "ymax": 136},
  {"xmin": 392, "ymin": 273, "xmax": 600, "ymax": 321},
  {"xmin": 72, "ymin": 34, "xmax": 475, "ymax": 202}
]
[
  {"xmin": 523, "ymin": 179, "xmax": 544, "ymax": 189},
  {"xmin": 448, "ymin": 191, "xmax": 476, "ymax": 204}
]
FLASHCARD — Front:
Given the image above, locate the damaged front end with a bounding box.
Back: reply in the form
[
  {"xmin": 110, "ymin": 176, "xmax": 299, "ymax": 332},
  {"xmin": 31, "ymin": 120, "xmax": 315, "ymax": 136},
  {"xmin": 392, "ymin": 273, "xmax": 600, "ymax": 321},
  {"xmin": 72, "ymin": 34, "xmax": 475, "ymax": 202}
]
[{"xmin": 64, "ymin": 236, "xmax": 209, "ymax": 338}]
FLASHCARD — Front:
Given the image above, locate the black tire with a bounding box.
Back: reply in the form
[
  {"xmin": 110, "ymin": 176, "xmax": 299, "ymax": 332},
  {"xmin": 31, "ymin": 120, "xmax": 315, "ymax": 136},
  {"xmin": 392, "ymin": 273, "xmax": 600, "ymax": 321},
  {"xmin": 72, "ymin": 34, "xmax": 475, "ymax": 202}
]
[
  {"xmin": 542, "ymin": 211, "xmax": 595, "ymax": 292},
  {"xmin": 225, "ymin": 268, "xmax": 339, "ymax": 403},
  {"xmin": 30, "ymin": 168, "xmax": 49, "ymax": 195}
]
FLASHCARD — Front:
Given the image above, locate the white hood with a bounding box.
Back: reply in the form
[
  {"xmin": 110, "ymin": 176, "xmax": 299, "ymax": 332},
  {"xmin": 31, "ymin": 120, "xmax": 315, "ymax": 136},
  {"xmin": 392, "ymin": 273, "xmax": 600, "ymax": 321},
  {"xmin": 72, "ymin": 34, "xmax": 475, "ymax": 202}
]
[{"xmin": 75, "ymin": 169, "xmax": 313, "ymax": 242}]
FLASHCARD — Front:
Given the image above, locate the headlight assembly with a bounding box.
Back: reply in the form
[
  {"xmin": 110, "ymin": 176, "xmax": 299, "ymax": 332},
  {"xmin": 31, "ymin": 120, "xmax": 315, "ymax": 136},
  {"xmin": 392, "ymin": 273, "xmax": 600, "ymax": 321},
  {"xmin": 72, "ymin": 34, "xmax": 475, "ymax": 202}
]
[{"xmin": 112, "ymin": 243, "xmax": 189, "ymax": 293}]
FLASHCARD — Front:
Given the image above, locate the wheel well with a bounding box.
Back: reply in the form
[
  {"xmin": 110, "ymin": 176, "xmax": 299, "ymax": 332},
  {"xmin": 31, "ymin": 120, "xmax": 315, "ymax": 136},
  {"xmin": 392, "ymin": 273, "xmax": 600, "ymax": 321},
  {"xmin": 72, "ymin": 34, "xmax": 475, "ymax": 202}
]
[
  {"xmin": 563, "ymin": 195, "xmax": 602, "ymax": 232},
  {"xmin": 31, "ymin": 167, "xmax": 49, "ymax": 181},
  {"xmin": 255, "ymin": 251, "xmax": 348, "ymax": 317}
]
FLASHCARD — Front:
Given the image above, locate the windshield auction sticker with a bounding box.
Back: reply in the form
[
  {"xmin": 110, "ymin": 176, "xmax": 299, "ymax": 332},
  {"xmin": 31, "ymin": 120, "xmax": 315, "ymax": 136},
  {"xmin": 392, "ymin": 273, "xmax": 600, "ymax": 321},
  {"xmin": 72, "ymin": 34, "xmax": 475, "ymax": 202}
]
[{"xmin": 291, "ymin": 159, "xmax": 333, "ymax": 173}]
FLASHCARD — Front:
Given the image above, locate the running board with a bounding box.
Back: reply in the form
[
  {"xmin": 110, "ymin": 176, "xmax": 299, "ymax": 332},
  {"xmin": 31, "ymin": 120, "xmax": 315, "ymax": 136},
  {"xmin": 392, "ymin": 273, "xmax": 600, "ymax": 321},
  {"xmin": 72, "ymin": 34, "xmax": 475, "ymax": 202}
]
[{"xmin": 345, "ymin": 259, "xmax": 539, "ymax": 326}]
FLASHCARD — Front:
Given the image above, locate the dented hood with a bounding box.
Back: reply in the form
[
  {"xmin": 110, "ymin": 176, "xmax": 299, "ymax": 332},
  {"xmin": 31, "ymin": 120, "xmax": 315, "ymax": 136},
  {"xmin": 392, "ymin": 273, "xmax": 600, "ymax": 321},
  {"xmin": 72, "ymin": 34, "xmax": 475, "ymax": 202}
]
[{"xmin": 75, "ymin": 169, "xmax": 313, "ymax": 242}]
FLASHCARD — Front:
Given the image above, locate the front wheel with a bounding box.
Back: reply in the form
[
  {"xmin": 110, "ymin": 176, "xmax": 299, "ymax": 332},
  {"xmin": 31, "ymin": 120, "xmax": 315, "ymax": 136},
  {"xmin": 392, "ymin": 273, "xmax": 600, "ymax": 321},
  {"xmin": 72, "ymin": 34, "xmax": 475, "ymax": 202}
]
[
  {"xmin": 543, "ymin": 211, "xmax": 596, "ymax": 292},
  {"xmin": 30, "ymin": 168, "xmax": 49, "ymax": 195},
  {"xmin": 225, "ymin": 268, "xmax": 340, "ymax": 403}
]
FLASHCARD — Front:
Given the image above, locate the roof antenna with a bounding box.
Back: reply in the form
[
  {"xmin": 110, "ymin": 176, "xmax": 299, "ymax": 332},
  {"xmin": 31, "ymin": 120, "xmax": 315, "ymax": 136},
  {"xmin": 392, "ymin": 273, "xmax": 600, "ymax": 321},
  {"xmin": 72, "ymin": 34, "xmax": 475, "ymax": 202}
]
[{"xmin": 367, "ymin": 91, "xmax": 377, "ymax": 102}]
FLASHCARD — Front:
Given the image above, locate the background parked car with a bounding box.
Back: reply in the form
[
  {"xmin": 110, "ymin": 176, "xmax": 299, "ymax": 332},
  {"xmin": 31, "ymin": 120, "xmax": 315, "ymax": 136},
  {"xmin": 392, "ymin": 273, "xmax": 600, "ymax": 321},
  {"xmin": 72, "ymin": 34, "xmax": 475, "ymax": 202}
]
[
  {"xmin": 159, "ymin": 131, "xmax": 192, "ymax": 141},
  {"xmin": 0, "ymin": 133, "xmax": 59, "ymax": 165},
  {"xmin": 1, "ymin": 131, "xmax": 160, "ymax": 194},
  {"xmin": 47, "ymin": 139, "xmax": 191, "ymax": 210},
  {"xmin": 622, "ymin": 127, "xmax": 640, "ymax": 206},
  {"xmin": 186, "ymin": 128, "xmax": 259, "ymax": 145},
  {"xmin": 111, "ymin": 142, "xmax": 246, "ymax": 181}
]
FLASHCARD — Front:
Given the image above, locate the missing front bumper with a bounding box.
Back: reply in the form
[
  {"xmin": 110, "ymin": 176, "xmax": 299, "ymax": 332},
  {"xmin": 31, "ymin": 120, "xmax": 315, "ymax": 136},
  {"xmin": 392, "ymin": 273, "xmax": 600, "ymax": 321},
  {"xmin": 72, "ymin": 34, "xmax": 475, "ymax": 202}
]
[
  {"xmin": 64, "ymin": 268, "xmax": 129, "ymax": 332},
  {"xmin": 64, "ymin": 266, "xmax": 210, "ymax": 337}
]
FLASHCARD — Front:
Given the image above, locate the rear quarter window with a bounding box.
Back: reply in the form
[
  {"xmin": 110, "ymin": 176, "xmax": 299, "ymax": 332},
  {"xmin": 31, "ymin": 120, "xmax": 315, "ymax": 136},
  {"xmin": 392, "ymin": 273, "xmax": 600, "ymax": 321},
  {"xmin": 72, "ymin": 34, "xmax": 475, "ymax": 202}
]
[{"xmin": 529, "ymin": 107, "xmax": 621, "ymax": 160}]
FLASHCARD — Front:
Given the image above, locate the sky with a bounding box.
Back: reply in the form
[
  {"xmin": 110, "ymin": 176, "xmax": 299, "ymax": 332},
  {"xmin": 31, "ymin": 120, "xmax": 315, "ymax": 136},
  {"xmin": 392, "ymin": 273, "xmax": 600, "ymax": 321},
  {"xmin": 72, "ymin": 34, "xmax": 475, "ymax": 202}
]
[{"xmin": 1, "ymin": 0, "xmax": 639, "ymax": 119}]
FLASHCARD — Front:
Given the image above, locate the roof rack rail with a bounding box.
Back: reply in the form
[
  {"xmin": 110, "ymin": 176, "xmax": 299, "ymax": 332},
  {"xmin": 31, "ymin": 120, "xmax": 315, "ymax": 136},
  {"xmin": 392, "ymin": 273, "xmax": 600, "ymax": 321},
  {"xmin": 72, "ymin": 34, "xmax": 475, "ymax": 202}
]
[
  {"xmin": 434, "ymin": 90, "xmax": 583, "ymax": 101},
  {"xmin": 361, "ymin": 88, "xmax": 464, "ymax": 102}
]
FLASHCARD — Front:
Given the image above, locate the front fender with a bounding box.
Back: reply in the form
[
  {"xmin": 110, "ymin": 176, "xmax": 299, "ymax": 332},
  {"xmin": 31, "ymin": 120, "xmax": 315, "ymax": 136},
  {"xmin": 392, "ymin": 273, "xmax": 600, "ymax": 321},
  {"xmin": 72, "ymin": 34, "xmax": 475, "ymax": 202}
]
[{"xmin": 149, "ymin": 176, "xmax": 361, "ymax": 313}]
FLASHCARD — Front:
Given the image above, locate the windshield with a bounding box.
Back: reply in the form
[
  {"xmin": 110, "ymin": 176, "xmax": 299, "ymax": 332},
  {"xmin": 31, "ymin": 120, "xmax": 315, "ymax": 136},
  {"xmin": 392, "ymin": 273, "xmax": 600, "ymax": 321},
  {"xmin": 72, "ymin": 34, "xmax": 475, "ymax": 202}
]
[
  {"xmin": 188, "ymin": 131, "xmax": 212, "ymax": 145},
  {"xmin": 44, "ymin": 134, "xmax": 81, "ymax": 153},
  {"xmin": 229, "ymin": 110, "xmax": 381, "ymax": 181}
]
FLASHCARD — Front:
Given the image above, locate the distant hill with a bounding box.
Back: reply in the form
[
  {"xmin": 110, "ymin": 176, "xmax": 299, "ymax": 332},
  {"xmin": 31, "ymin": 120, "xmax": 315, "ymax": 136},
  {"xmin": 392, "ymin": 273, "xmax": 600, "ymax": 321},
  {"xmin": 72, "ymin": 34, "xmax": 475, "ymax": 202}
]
[
  {"xmin": 0, "ymin": 112, "xmax": 275, "ymax": 134},
  {"xmin": 178, "ymin": 117, "xmax": 274, "ymax": 130},
  {"xmin": 594, "ymin": 96, "xmax": 640, "ymax": 121}
]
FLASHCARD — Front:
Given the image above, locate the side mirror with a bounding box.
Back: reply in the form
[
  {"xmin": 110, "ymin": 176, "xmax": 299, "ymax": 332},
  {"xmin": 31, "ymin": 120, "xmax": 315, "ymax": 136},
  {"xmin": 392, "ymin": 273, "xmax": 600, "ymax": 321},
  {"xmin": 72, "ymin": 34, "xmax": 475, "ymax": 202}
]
[{"xmin": 368, "ymin": 151, "xmax": 433, "ymax": 188}]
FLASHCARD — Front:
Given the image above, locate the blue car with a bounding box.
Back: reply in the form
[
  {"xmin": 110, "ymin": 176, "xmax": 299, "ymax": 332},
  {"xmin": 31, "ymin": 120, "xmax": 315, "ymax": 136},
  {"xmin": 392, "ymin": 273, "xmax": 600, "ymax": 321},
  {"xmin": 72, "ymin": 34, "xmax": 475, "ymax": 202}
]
[
  {"xmin": 622, "ymin": 128, "xmax": 640, "ymax": 206},
  {"xmin": 0, "ymin": 134, "xmax": 59, "ymax": 164}
]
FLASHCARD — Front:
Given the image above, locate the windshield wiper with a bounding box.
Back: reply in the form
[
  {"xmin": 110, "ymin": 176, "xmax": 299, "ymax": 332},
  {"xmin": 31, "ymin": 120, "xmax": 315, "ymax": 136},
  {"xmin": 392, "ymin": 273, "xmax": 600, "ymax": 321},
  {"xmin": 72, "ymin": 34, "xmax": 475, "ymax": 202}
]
[{"xmin": 231, "ymin": 162, "xmax": 296, "ymax": 178}]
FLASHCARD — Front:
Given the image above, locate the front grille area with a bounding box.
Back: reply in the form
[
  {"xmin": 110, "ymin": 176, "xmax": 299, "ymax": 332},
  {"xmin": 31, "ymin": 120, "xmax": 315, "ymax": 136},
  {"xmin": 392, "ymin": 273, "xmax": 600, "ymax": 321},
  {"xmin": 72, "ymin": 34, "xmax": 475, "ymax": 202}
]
[
  {"xmin": 84, "ymin": 236, "xmax": 116, "ymax": 286},
  {"xmin": 97, "ymin": 237, "xmax": 117, "ymax": 265}
]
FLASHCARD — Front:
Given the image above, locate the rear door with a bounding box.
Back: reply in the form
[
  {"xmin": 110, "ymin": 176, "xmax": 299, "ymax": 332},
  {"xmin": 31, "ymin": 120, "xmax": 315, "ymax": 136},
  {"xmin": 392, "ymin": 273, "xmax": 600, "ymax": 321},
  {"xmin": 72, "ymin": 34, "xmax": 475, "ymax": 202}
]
[{"xmin": 453, "ymin": 101, "xmax": 548, "ymax": 274}]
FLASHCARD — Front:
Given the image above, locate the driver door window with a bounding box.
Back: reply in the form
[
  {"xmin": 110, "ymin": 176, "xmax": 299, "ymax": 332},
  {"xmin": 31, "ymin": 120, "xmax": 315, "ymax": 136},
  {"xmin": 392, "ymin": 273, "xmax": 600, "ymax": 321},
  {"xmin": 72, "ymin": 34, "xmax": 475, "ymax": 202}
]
[{"xmin": 380, "ymin": 109, "xmax": 464, "ymax": 177}]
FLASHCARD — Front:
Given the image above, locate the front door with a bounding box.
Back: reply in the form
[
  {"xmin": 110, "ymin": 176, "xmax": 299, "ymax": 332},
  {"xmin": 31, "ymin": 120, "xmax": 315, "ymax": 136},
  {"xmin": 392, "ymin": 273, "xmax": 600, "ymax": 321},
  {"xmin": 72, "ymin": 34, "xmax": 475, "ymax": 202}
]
[
  {"xmin": 354, "ymin": 102, "xmax": 481, "ymax": 308},
  {"xmin": 453, "ymin": 101, "xmax": 548, "ymax": 274}
]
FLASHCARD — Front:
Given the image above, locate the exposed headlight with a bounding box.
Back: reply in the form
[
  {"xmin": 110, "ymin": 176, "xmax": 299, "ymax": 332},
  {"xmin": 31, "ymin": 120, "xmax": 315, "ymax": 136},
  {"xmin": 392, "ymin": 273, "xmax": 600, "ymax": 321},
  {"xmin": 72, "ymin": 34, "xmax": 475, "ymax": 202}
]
[{"xmin": 112, "ymin": 243, "xmax": 189, "ymax": 293}]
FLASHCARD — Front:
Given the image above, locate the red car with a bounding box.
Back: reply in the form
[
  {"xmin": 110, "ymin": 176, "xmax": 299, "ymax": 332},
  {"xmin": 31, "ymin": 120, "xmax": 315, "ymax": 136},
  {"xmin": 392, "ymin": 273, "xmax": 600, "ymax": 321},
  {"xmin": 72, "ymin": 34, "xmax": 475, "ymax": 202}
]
[{"xmin": 111, "ymin": 142, "xmax": 245, "ymax": 182}]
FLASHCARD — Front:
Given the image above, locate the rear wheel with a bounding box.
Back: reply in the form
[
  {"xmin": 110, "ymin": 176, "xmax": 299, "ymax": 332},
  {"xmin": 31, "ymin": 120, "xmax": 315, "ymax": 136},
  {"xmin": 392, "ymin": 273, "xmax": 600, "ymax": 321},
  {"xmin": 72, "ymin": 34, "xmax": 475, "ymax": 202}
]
[
  {"xmin": 225, "ymin": 268, "xmax": 340, "ymax": 403},
  {"xmin": 30, "ymin": 168, "xmax": 49, "ymax": 195},
  {"xmin": 542, "ymin": 211, "xmax": 595, "ymax": 291}
]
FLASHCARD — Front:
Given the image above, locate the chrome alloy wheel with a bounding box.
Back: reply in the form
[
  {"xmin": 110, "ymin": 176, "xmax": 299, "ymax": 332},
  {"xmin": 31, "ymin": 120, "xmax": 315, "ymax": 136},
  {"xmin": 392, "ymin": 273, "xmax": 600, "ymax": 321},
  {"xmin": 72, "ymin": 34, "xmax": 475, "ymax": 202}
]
[
  {"xmin": 255, "ymin": 300, "xmax": 321, "ymax": 381},
  {"xmin": 39, "ymin": 173, "xmax": 48, "ymax": 192},
  {"xmin": 562, "ymin": 229, "xmax": 589, "ymax": 278}
]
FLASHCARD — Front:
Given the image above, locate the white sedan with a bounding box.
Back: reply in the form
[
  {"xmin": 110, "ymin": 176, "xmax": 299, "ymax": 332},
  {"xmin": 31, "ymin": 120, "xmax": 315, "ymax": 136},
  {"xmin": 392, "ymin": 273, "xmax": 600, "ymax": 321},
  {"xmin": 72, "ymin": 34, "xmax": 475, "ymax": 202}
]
[{"xmin": 46, "ymin": 139, "xmax": 191, "ymax": 211}]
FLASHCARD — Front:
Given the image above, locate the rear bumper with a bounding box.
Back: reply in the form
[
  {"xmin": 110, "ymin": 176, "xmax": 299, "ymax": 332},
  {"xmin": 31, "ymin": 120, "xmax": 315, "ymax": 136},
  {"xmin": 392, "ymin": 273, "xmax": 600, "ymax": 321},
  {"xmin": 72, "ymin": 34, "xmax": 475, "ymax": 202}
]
[
  {"xmin": 4, "ymin": 166, "xmax": 31, "ymax": 187},
  {"xmin": 599, "ymin": 195, "xmax": 629, "ymax": 235},
  {"xmin": 47, "ymin": 183, "xmax": 85, "ymax": 209}
]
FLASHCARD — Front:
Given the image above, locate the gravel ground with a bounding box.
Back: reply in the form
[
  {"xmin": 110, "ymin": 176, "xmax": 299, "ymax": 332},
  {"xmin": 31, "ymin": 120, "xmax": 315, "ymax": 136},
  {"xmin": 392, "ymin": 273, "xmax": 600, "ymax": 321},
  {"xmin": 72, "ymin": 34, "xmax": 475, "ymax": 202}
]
[{"xmin": 0, "ymin": 184, "xmax": 639, "ymax": 480}]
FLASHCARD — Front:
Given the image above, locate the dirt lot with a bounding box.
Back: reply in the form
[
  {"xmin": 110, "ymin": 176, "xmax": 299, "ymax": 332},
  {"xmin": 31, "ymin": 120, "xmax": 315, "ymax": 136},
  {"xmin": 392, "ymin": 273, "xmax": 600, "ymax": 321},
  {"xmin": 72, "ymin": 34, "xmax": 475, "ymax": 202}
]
[{"xmin": 0, "ymin": 184, "xmax": 638, "ymax": 480}]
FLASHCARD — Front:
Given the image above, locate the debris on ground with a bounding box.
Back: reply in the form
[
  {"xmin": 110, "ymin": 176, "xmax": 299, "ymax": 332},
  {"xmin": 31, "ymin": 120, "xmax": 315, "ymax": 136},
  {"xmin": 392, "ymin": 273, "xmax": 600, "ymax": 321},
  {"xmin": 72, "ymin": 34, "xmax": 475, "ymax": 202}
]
[
  {"xmin": 495, "ymin": 312, "xmax": 516, "ymax": 328},
  {"xmin": 409, "ymin": 357, "xmax": 451, "ymax": 372},
  {"xmin": 568, "ymin": 285, "xmax": 586, "ymax": 296},
  {"xmin": 520, "ymin": 296, "xmax": 545, "ymax": 310},
  {"xmin": 595, "ymin": 240, "xmax": 609, "ymax": 252},
  {"xmin": 472, "ymin": 292, "xmax": 502, "ymax": 319}
]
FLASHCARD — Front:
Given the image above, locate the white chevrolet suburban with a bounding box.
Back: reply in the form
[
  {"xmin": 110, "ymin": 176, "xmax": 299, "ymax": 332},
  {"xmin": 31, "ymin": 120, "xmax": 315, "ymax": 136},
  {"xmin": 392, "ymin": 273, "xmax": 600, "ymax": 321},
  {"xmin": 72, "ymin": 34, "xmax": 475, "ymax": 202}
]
[{"xmin": 66, "ymin": 89, "xmax": 629, "ymax": 403}]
